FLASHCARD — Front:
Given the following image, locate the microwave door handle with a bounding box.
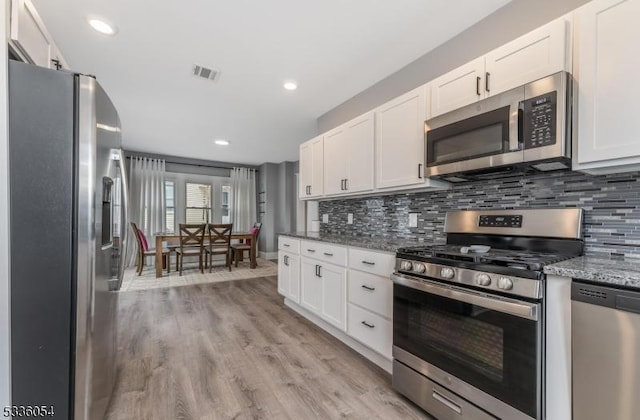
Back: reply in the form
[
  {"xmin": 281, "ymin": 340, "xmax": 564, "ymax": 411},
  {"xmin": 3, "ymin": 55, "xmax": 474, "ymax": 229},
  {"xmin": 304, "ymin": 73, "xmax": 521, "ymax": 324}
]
[{"xmin": 509, "ymin": 101, "xmax": 523, "ymax": 151}]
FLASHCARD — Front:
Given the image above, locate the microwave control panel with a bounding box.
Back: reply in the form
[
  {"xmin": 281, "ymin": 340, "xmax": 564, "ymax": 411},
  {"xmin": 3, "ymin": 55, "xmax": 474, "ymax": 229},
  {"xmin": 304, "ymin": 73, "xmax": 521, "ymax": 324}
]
[{"xmin": 523, "ymin": 91, "xmax": 557, "ymax": 149}]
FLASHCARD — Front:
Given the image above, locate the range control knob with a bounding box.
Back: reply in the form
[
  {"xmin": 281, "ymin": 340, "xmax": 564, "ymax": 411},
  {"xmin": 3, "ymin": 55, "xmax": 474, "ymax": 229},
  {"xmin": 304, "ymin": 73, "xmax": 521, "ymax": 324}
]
[
  {"xmin": 440, "ymin": 267, "xmax": 455, "ymax": 279},
  {"xmin": 498, "ymin": 277, "xmax": 514, "ymax": 290},
  {"xmin": 400, "ymin": 261, "xmax": 413, "ymax": 271},
  {"xmin": 413, "ymin": 263, "xmax": 426, "ymax": 273},
  {"xmin": 476, "ymin": 273, "xmax": 492, "ymax": 286}
]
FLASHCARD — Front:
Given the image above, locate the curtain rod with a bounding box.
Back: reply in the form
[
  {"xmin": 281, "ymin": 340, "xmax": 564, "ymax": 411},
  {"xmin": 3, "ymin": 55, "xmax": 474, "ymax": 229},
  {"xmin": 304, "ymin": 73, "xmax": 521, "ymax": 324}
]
[{"xmin": 125, "ymin": 155, "xmax": 258, "ymax": 172}]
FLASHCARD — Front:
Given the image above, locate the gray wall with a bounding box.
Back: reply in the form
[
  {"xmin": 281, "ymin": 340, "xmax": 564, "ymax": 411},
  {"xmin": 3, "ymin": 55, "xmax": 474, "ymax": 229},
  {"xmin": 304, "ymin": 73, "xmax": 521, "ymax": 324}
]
[
  {"xmin": 1, "ymin": 0, "xmax": 11, "ymax": 406},
  {"xmin": 319, "ymin": 170, "xmax": 640, "ymax": 259},
  {"xmin": 318, "ymin": 0, "xmax": 590, "ymax": 132}
]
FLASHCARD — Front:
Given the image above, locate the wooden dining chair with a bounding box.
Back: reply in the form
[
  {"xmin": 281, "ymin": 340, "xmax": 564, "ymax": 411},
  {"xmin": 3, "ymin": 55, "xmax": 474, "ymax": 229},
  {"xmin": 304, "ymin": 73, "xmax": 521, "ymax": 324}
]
[
  {"xmin": 204, "ymin": 223, "xmax": 233, "ymax": 272},
  {"xmin": 130, "ymin": 222, "xmax": 171, "ymax": 276},
  {"xmin": 231, "ymin": 222, "xmax": 262, "ymax": 267},
  {"xmin": 175, "ymin": 223, "xmax": 206, "ymax": 276}
]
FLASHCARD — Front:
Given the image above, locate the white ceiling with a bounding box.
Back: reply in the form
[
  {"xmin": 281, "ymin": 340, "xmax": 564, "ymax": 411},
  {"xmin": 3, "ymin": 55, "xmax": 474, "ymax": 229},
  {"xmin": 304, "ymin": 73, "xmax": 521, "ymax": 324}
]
[{"xmin": 33, "ymin": 0, "xmax": 510, "ymax": 165}]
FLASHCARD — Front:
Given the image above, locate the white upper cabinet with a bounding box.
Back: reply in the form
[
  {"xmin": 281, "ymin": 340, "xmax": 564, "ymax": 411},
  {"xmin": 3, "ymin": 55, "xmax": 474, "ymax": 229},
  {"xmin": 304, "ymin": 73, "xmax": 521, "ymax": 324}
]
[
  {"xmin": 344, "ymin": 112, "xmax": 375, "ymax": 193},
  {"xmin": 9, "ymin": 0, "xmax": 69, "ymax": 70},
  {"xmin": 485, "ymin": 18, "xmax": 568, "ymax": 97},
  {"xmin": 323, "ymin": 126, "xmax": 349, "ymax": 195},
  {"xmin": 323, "ymin": 111, "xmax": 375, "ymax": 196},
  {"xmin": 299, "ymin": 136, "xmax": 324, "ymax": 199},
  {"xmin": 375, "ymin": 86, "xmax": 427, "ymax": 189},
  {"xmin": 429, "ymin": 17, "xmax": 569, "ymax": 119},
  {"xmin": 429, "ymin": 57, "xmax": 486, "ymax": 118},
  {"xmin": 573, "ymin": 0, "xmax": 640, "ymax": 173}
]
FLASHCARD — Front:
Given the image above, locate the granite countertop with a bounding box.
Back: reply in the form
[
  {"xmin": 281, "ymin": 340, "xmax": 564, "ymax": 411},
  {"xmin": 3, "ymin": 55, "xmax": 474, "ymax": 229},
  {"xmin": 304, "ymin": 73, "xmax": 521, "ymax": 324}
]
[
  {"xmin": 544, "ymin": 256, "xmax": 640, "ymax": 290},
  {"xmin": 278, "ymin": 232, "xmax": 430, "ymax": 253}
]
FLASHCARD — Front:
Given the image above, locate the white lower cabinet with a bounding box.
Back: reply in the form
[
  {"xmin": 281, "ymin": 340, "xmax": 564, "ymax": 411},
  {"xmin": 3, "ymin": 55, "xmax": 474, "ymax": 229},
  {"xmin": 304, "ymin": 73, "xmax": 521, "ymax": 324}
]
[
  {"xmin": 277, "ymin": 251, "xmax": 300, "ymax": 303},
  {"xmin": 300, "ymin": 257, "xmax": 347, "ymax": 331},
  {"xmin": 280, "ymin": 236, "xmax": 394, "ymax": 369},
  {"xmin": 348, "ymin": 270, "xmax": 393, "ymax": 319},
  {"xmin": 320, "ymin": 262, "xmax": 347, "ymax": 331},
  {"xmin": 347, "ymin": 303, "xmax": 392, "ymax": 359},
  {"xmin": 300, "ymin": 258, "xmax": 323, "ymax": 314}
]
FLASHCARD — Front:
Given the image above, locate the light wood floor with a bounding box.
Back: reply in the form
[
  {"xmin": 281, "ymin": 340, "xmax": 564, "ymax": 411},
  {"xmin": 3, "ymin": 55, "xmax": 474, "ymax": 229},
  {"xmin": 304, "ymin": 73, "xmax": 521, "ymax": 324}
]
[{"xmin": 105, "ymin": 276, "xmax": 431, "ymax": 420}]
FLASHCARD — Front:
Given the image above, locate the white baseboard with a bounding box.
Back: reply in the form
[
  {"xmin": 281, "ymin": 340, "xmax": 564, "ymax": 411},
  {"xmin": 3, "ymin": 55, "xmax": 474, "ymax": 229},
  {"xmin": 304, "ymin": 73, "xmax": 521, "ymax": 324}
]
[
  {"xmin": 260, "ymin": 251, "xmax": 278, "ymax": 260},
  {"xmin": 284, "ymin": 298, "xmax": 392, "ymax": 374}
]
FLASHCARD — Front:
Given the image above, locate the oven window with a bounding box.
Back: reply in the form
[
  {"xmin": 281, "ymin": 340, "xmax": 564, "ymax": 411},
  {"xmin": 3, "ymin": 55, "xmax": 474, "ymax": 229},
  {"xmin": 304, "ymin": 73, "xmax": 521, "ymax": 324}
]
[
  {"xmin": 420, "ymin": 305, "xmax": 504, "ymax": 382},
  {"xmin": 394, "ymin": 282, "xmax": 540, "ymax": 418}
]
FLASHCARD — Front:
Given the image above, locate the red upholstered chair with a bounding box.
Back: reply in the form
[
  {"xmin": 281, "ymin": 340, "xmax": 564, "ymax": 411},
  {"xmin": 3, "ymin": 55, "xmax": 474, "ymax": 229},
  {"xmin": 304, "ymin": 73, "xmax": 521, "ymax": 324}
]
[
  {"xmin": 130, "ymin": 222, "xmax": 170, "ymax": 276},
  {"xmin": 231, "ymin": 222, "xmax": 262, "ymax": 267}
]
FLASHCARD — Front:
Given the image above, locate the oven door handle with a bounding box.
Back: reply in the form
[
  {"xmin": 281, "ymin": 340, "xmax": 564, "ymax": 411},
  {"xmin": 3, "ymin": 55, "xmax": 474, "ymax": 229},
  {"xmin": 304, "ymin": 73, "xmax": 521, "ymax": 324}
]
[{"xmin": 391, "ymin": 273, "xmax": 539, "ymax": 321}]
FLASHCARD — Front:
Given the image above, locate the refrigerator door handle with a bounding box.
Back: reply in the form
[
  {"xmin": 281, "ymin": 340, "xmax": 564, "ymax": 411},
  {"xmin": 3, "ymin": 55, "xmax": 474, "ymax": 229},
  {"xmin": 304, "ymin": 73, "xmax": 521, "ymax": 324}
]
[{"xmin": 117, "ymin": 148, "xmax": 129, "ymax": 287}]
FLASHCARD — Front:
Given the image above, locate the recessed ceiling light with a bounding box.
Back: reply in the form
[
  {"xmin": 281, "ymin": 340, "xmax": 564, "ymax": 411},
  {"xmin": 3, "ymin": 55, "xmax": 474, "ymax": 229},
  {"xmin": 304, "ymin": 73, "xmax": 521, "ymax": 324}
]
[
  {"xmin": 283, "ymin": 80, "xmax": 298, "ymax": 91},
  {"xmin": 214, "ymin": 139, "xmax": 229, "ymax": 146},
  {"xmin": 88, "ymin": 18, "xmax": 117, "ymax": 36}
]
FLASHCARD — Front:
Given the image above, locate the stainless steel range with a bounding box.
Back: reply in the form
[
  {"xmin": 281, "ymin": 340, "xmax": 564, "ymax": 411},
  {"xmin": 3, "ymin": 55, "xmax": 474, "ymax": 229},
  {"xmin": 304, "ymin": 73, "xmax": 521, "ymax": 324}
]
[{"xmin": 391, "ymin": 209, "xmax": 583, "ymax": 420}]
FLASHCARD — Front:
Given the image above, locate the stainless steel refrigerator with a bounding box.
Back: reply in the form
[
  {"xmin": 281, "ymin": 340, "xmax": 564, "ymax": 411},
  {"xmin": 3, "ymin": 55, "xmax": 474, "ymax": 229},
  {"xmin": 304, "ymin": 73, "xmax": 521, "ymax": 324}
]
[{"xmin": 9, "ymin": 60, "xmax": 128, "ymax": 419}]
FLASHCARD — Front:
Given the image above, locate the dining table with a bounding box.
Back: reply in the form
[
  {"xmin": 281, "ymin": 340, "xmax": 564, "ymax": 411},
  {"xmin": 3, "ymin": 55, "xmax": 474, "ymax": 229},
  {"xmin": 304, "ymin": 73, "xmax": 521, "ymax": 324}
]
[{"xmin": 153, "ymin": 231, "xmax": 258, "ymax": 277}]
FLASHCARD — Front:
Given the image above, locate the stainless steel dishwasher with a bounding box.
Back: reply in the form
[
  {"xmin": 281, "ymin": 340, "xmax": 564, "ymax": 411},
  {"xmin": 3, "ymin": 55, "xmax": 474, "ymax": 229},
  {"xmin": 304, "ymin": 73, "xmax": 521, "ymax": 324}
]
[{"xmin": 572, "ymin": 280, "xmax": 640, "ymax": 420}]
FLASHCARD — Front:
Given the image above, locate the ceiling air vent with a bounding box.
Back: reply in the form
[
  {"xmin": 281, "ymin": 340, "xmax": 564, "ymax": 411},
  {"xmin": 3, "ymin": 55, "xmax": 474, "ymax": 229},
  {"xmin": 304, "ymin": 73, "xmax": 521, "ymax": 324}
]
[{"xmin": 192, "ymin": 64, "xmax": 220, "ymax": 82}]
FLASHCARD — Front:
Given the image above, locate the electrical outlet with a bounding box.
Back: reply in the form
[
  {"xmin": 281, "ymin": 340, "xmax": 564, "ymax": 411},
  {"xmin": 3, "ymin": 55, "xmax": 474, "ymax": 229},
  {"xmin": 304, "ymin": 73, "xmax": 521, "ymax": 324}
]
[
  {"xmin": 347, "ymin": 213, "xmax": 353, "ymax": 224},
  {"xmin": 409, "ymin": 213, "xmax": 418, "ymax": 228},
  {"xmin": 322, "ymin": 214, "xmax": 329, "ymax": 223}
]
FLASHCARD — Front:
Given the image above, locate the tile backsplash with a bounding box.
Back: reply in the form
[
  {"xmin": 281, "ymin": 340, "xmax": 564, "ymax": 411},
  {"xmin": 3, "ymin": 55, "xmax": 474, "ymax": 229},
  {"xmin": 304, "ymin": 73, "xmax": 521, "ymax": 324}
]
[{"xmin": 319, "ymin": 170, "xmax": 640, "ymax": 258}]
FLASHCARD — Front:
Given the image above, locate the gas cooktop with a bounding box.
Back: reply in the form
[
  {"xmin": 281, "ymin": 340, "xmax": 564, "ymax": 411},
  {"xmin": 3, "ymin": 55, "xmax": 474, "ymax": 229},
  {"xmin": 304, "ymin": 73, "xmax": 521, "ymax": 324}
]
[{"xmin": 397, "ymin": 245, "xmax": 575, "ymax": 272}]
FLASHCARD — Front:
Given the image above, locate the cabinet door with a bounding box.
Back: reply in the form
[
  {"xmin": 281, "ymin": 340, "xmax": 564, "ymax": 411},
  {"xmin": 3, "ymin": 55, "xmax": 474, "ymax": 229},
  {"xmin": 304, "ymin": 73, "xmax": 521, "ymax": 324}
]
[
  {"xmin": 300, "ymin": 258, "xmax": 322, "ymax": 314},
  {"xmin": 485, "ymin": 18, "xmax": 568, "ymax": 97},
  {"xmin": 286, "ymin": 253, "xmax": 300, "ymax": 303},
  {"xmin": 345, "ymin": 112, "xmax": 374, "ymax": 193},
  {"xmin": 277, "ymin": 251, "xmax": 289, "ymax": 297},
  {"xmin": 298, "ymin": 141, "xmax": 312, "ymax": 198},
  {"xmin": 320, "ymin": 263, "xmax": 347, "ymax": 331},
  {"xmin": 375, "ymin": 86, "xmax": 427, "ymax": 189},
  {"xmin": 323, "ymin": 126, "xmax": 348, "ymax": 196},
  {"xmin": 429, "ymin": 57, "xmax": 485, "ymax": 118},
  {"xmin": 310, "ymin": 137, "xmax": 324, "ymax": 197},
  {"xmin": 10, "ymin": 0, "xmax": 52, "ymax": 68},
  {"xmin": 574, "ymin": 0, "xmax": 640, "ymax": 165}
]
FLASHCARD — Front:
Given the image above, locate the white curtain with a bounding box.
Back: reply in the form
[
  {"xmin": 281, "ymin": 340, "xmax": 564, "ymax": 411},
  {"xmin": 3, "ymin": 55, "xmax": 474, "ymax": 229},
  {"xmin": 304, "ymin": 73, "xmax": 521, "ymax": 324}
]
[
  {"xmin": 230, "ymin": 167, "xmax": 257, "ymax": 232},
  {"xmin": 126, "ymin": 156, "xmax": 166, "ymax": 266}
]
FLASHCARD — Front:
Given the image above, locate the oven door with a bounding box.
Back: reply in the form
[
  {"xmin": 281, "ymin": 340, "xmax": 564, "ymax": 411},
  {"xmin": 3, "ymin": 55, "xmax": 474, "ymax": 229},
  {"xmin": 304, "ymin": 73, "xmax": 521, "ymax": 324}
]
[
  {"xmin": 392, "ymin": 273, "xmax": 541, "ymax": 420},
  {"xmin": 425, "ymin": 85, "xmax": 524, "ymax": 179}
]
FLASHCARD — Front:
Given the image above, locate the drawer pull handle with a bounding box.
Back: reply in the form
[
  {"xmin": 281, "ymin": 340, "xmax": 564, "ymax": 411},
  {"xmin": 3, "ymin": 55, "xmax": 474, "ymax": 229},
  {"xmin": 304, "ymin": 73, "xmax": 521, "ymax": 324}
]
[
  {"xmin": 361, "ymin": 285, "xmax": 375, "ymax": 292},
  {"xmin": 362, "ymin": 261, "xmax": 375, "ymax": 265},
  {"xmin": 432, "ymin": 390, "xmax": 462, "ymax": 414},
  {"xmin": 323, "ymin": 252, "xmax": 334, "ymax": 256},
  {"xmin": 307, "ymin": 249, "xmax": 316, "ymax": 253},
  {"xmin": 283, "ymin": 244, "xmax": 290, "ymax": 247},
  {"xmin": 361, "ymin": 321, "xmax": 375, "ymax": 329}
]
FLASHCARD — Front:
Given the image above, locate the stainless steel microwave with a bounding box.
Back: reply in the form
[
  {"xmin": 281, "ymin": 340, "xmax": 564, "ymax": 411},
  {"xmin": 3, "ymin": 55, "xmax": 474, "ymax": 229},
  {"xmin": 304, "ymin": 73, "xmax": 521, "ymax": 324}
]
[{"xmin": 425, "ymin": 72, "xmax": 571, "ymax": 182}]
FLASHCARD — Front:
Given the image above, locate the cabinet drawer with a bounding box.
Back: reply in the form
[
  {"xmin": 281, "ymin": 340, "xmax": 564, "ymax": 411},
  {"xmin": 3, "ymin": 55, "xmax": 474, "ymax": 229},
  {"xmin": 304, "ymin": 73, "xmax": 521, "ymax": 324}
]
[
  {"xmin": 348, "ymin": 247, "xmax": 395, "ymax": 277},
  {"xmin": 347, "ymin": 303, "xmax": 392, "ymax": 359},
  {"xmin": 301, "ymin": 240, "xmax": 347, "ymax": 266},
  {"xmin": 348, "ymin": 270, "xmax": 392, "ymax": 319},
  {"xmin": 278, "ymin": 236, "xmax": 300, "ymax": 253}
]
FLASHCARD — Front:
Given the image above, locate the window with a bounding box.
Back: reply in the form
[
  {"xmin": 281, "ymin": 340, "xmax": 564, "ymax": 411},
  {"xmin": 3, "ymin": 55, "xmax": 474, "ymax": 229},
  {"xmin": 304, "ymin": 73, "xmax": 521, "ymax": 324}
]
[
  {"xmin": 221, "ymin": 185, "xmax": 231, "ymax": 223},
  {"xmin": 186, "ymin": 182, "xmax": 212, "ymax": 224},
  {"xmin": 165, "ymin": 181, "xmax": 175, "ymax": 233}
]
